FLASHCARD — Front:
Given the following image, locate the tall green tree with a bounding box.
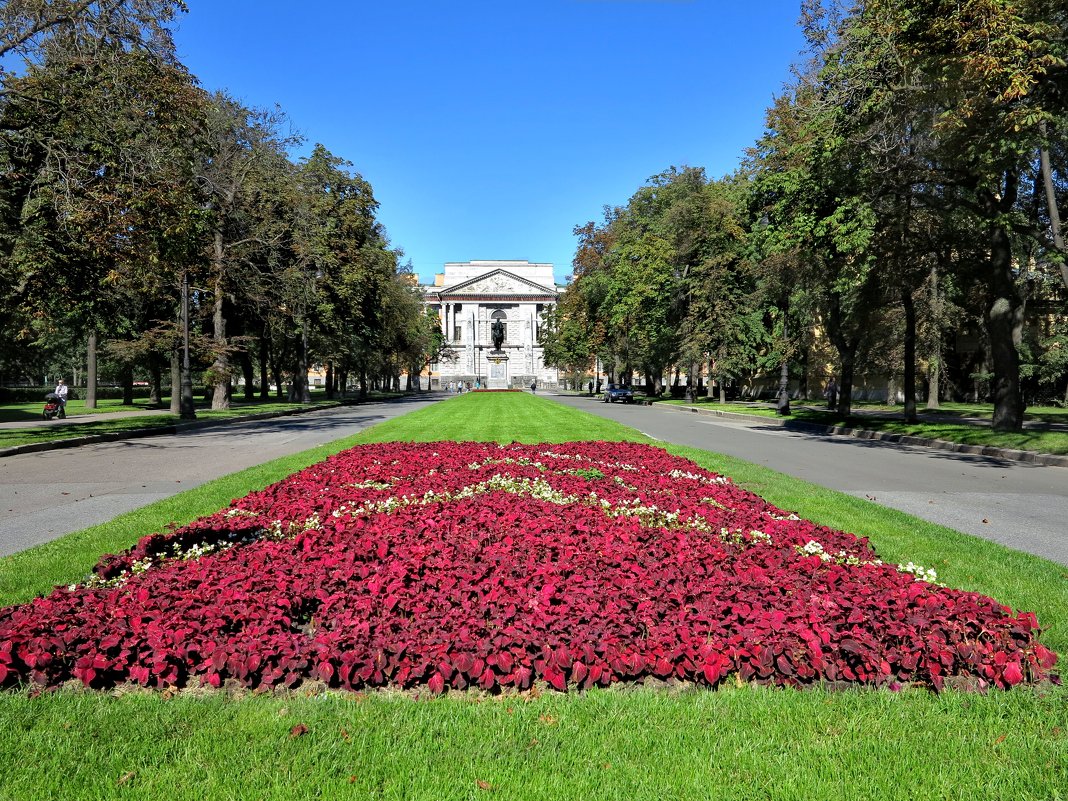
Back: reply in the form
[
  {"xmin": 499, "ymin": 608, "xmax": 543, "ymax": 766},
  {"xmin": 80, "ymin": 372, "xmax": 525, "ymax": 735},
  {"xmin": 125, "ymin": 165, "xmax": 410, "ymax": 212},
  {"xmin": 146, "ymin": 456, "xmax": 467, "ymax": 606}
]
[
  {"xmin": 884, "ymin": 0, "xmax": 1068, "ymax": 428},
  {"xmin": 1, "ymin": 41, "xmax": 205, "ymax": 405},
  {"xmin": 197, "ymin": 93, "xmax": 299, "ymax": 409}
]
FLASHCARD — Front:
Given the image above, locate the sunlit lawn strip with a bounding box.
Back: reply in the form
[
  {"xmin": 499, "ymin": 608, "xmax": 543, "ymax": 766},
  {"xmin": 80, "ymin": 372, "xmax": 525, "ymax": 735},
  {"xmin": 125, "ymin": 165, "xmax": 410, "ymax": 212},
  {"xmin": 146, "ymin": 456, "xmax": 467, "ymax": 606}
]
[
  {"xmin": 653, "ymin": 400, "xmax": 1068, "ymax": 455},
  {"xmin": 1, "ymin": 688, "xmax": 1065, "ymax": 801},
  {"xmin": 831, "ymin": 418, "xmax": 1068, "ymax": 455},
  {"xmin": 0, "ymin": 398, "xmax": 345, "ymax": 449}
]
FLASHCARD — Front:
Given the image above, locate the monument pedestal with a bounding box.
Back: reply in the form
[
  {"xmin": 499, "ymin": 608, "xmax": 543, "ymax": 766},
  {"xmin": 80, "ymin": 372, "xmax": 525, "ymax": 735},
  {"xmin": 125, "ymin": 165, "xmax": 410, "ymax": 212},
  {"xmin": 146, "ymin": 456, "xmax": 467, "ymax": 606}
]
[{"xmin": 487, "ymin": 351, "xmax": 509, "ymax": 389}]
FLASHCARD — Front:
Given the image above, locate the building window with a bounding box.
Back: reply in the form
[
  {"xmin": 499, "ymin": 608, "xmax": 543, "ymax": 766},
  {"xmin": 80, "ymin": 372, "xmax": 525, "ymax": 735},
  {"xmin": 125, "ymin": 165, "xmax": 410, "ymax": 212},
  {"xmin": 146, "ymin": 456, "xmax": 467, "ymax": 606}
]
[{"xmin": 453, "ymin": 325, "xmax": 462, "ymax": 342}]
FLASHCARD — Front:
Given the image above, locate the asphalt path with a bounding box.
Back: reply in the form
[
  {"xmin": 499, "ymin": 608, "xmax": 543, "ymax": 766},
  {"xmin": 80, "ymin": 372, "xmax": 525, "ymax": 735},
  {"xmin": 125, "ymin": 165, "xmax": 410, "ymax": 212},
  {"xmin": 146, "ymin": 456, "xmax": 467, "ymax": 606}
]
[
  {"xmin": 0, "ymin": 394, "xmax": 443, "ymax": 556},
  {"xmin": 549, "ymin": 393, "xmax": 1068, "ymax": 567}
]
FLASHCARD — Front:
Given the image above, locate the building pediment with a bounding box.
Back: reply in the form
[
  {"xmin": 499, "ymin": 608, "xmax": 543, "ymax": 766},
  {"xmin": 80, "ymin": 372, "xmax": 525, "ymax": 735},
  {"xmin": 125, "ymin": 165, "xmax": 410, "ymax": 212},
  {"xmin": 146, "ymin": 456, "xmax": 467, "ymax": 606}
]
[{"xmin": 438, "ymin": 269, "xmax": 557, "ymax": 299}]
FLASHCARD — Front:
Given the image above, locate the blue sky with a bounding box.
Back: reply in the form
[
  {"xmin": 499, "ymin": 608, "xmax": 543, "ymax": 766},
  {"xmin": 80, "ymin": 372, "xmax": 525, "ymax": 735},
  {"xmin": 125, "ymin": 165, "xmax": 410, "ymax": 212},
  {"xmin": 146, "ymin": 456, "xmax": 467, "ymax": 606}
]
[{"xmin": 172, "ymin": 1, "xmax": 806, "ymax": 284}]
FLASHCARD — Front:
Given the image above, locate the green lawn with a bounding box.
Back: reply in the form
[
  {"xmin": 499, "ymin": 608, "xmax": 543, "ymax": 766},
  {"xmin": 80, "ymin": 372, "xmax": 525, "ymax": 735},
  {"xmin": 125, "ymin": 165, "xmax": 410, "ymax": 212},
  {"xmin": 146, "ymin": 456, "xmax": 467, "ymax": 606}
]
[
  {"xmin": 0, "ymin": 393, "xmax": 341, "ymax": 424},
  {"xmin": 1, "ymin": 392, "xmax": 1066, "ymax": 800},
  {"xmin": 653, "ymin": 398, "xmax": 1068, "ymax": 455},
  {"xmin": 0, "ymin": 393, "xmax": 383, "ymax": 450}
]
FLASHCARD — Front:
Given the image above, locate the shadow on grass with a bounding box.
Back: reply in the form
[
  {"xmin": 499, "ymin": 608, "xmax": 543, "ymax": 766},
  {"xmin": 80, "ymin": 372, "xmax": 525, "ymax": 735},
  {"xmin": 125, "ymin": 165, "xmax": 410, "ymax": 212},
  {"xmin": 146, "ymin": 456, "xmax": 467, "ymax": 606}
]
[
  {"xmin": 765, "ymin": 422, "xmax": 1046, "ymax": 470},
  {"xmin": 0, "ymin": 393, "xmax": 439, "ymax": 450}
]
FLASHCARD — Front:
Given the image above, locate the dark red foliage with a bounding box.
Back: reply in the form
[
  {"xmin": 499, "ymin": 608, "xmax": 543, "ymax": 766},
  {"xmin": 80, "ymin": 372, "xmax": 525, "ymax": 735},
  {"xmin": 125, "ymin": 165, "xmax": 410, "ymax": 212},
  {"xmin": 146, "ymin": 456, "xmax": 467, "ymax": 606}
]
[{"xmin": 0, "ymin": 442, "xmax": 1057, "ymax": 693}]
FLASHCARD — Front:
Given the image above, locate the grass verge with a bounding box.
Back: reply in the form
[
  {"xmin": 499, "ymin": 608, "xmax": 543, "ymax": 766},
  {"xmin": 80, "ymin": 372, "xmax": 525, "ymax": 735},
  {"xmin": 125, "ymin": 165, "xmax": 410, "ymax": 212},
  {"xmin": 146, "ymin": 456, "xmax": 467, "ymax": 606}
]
[
  {"xmin": 0, "ymin": 394, "xmax": 392, "ymax": 450},
  {"xmin": 1, "ymin": 392, "xmax": 1066, "ymax": 800},
  {"xmin": 653, "ymin": 399, "xmax": 1068, "ymax": 455}
]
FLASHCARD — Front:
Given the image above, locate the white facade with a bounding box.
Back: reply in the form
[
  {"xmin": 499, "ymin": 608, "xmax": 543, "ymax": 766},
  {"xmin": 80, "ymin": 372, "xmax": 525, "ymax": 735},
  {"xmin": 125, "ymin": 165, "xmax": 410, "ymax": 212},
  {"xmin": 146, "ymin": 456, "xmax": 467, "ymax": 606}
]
[{"xmin": 423, "ymin": 260, "xmax": 561, "ymax": 389}]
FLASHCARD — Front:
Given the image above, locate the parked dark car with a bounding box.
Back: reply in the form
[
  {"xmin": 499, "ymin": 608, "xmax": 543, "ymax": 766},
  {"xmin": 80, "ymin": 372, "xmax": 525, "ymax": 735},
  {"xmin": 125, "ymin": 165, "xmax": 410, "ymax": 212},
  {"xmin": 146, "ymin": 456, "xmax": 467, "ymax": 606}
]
[{"xmin": 602, "ymin": 383, "xmax": 634, "ymax": 403}]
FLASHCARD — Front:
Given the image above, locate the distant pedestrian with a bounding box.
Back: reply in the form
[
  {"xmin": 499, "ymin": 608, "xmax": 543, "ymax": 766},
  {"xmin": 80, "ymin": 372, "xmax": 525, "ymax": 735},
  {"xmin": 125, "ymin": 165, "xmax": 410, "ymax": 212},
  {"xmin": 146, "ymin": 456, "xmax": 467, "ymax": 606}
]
[
  {"xmin": 588, "ymin": 380, "xmax": 593, "ymax": 396},
  {"xmin": 824, "ymin": 377, "xmax": 838, "ymax": 410},
  {"xmin": 54, "ymin": 378, "xmax": 68, "ymax": 418},
  {"xmin": 530, "ymin": 380, "xmax": 537, "ymax": 394}
]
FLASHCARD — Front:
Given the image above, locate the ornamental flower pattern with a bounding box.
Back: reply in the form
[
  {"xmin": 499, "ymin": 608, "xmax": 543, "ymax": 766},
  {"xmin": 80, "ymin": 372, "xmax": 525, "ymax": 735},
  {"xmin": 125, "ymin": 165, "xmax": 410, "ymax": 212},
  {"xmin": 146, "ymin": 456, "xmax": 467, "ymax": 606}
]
[{"xmin": 0, "ymin": 442, "xmax": 1057, "ymax": 693}]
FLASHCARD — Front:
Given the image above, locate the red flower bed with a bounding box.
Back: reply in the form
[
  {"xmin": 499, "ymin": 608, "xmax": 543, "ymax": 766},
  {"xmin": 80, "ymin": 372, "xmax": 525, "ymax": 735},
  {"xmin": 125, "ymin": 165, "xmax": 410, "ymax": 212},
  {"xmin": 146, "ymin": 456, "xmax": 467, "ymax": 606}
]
[{"xmin": 0, "ymin": 442, "xmax": 1057, "ymax": 693}]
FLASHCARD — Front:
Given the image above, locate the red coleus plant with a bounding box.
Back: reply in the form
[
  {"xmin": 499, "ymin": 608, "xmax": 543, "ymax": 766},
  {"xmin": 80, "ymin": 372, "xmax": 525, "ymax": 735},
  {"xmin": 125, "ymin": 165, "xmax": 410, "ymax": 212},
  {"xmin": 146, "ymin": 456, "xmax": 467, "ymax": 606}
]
[{"xmin": 0, "ymin": 442, "xmax": 1057, "ymax": 694}]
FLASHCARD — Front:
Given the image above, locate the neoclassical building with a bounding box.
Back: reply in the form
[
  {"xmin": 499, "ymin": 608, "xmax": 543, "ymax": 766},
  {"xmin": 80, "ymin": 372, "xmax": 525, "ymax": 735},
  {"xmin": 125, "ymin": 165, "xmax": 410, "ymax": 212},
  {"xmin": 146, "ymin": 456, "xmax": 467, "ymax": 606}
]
[{"xmin": 422, "ymin": 260, "xmax": 562, "ymax": 389}]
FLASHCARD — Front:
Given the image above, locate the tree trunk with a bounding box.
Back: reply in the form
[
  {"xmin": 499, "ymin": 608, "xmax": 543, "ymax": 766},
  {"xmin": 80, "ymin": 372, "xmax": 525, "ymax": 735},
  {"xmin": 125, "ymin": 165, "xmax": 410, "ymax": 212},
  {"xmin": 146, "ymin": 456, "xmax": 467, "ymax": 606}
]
[
  {"xmin": 984, "ymin": 173, "xmax": 1025, "ymax": 431},
  {"xmin": 211, "ymin": 231, "xmax": 231, "ymax": 410},
  {"xmin": 170, "ymin": 350, "xmax": 181, "ymax": 415},
  {"xmin": 297, "ymin": 324, "xmax": 311, "ymax": 403},
  {"xmin": 259, "ymin": 333, "xmax": 270, "ymax": 401},
  {"xmin": 148, "ymin": 356, "xmax": 162, "ymax": 407},
  {"xmin": 824, "ymin": 294, "xmax": 863, "ymax": 418},
  {"xmin": 926, "ymin": 261, "xmax": 941, "ymax": 410},
  {"xmin": 359, "ymin": 366, "xmax": 368, "ymax": 401},
  {"xmin": 648, "ymin": 367, "xmax": 662, "ymax": 397},
  {"xmin": 238, "ymin": 350, "xmax": 255, "ymax": 401},
  {"xmin": 836, "ymin": 345, "xmax": 857, "ymax": 417},
  {"xmin": 271, "ymin": 356, "xmax": 284, "ymax": 400},
  {"xmin": 686, "ymin": 363, "xmax": 698, "ymax": 404},
  {"xmin": 902, "ymin": 286, "xmax": 917, "ymax": 423},
  {"xmin": 1038, "ymin": 124, "xmax": 1067, "ymax": 292},
  {"xmin": 85, "ymin": 330, "xmax": 98, "ymax": 409},
  {"xmin": 121, "ymin": 364, "xmax": 134, "ymax": 405},
  {"xmin": 987, "ymin": 222, "xmax": 1025, "ymax": 430},
  {"xmin": 325, "ymin": 362, "xmax": 334, "ymax": 399}
]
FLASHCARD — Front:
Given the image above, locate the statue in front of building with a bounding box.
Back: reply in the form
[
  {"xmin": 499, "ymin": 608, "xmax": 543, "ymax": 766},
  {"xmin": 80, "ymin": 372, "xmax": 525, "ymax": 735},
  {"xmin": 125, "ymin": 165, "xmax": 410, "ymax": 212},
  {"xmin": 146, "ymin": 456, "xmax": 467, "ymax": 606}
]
[{"xmin": 491, "ymin": 318, "xmax": 505, "ymax": 351}]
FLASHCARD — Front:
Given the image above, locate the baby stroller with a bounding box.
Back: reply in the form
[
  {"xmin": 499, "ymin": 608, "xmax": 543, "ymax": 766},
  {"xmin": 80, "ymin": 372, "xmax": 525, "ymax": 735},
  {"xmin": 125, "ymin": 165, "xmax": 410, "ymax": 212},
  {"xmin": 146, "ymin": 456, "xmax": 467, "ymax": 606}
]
[{"xmin": 43, "ymin": 392, "xmax": 65, "ymax": 420}]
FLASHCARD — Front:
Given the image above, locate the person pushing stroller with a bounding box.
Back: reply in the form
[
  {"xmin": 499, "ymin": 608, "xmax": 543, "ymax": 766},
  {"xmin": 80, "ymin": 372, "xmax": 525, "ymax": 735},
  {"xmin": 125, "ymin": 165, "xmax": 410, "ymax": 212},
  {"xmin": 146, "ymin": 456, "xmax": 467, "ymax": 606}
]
[{"xmin": 52, "ymin": 378, "xmax": 68, "ymax": 418}]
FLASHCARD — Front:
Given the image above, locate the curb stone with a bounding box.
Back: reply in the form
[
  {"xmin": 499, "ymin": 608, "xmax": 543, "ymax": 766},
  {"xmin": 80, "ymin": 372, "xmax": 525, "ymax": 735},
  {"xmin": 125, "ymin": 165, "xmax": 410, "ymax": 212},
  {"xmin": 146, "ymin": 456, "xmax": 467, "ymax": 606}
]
[
  {"xmin": 669, "ymin": 403, "xmax": 1068, "ymax": 469},
  {"xmin": 0, "ymin": 401, "xmax": 351, "ymax": 459}
]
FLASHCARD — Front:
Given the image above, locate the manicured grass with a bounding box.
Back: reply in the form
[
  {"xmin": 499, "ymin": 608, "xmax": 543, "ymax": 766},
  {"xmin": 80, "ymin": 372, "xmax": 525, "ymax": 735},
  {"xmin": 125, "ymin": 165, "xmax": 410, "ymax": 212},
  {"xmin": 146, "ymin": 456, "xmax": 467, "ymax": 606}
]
[
  {"xmin": 0, "ymin": 395, "xmax": 354, "ymax": 450},
  {"xmin": 918, "ymin": 401, "xmax": 1068, "ymax": 424},
  {"xmin": 358, "ymin": 392, "xmax": 638, "ymax": 445},
  {"xmin": 2, "ymin": 391, "xmax": 1066, "ymax": 800},
  {"xmin": 653, "ymin": 399, "xmax": 1068, "ymax": 455},
  {"xmin": 840, "ymin": 418, "xmax": 1068, "ymax": 455},
  {"xmin": 1, "ymin": 686, "xmax": 1064, "ymax": 800},
  {"xmin": 0, "ymin": 393, "xmax": 330, "ymax": 424}
]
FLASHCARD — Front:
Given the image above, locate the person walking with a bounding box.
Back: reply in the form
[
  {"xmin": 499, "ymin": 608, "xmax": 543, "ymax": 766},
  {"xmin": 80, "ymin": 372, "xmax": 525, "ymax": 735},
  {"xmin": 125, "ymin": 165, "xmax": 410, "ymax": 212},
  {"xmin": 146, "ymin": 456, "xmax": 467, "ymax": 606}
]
[
  {"xmin": 530, "ymin": 380, "xmax": 537, "ymax": 394},
  {"xmin": 54, "ymin": 378, "xmax": 69, "ymax": 419}
]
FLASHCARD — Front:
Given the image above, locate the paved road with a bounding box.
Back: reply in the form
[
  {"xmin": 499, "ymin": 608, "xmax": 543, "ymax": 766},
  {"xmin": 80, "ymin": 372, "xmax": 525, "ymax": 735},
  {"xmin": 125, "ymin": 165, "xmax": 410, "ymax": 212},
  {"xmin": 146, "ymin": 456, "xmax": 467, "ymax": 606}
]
[
  {"xmin": 549, "ymin": 394, "xmax": 1068, "ymax": 567},
  {"xmin": 0, "ymin": 395, "xmax": 442, "ymax": 556}
]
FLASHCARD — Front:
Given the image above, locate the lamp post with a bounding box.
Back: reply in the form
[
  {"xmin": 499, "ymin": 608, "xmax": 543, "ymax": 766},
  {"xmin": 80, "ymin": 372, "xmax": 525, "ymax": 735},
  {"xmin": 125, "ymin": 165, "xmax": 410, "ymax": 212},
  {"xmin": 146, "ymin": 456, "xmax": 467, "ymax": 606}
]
[
  {"xmin": 179, "ymin": 269, "xmax": 196, "ymax": 420},
  {"xmin": 776, "ymin": 314, "xmax": 791, "ymax": 416},
  {"xmin": 300, "ymin": 317, "xmax": 311, "ymax": 403}
]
